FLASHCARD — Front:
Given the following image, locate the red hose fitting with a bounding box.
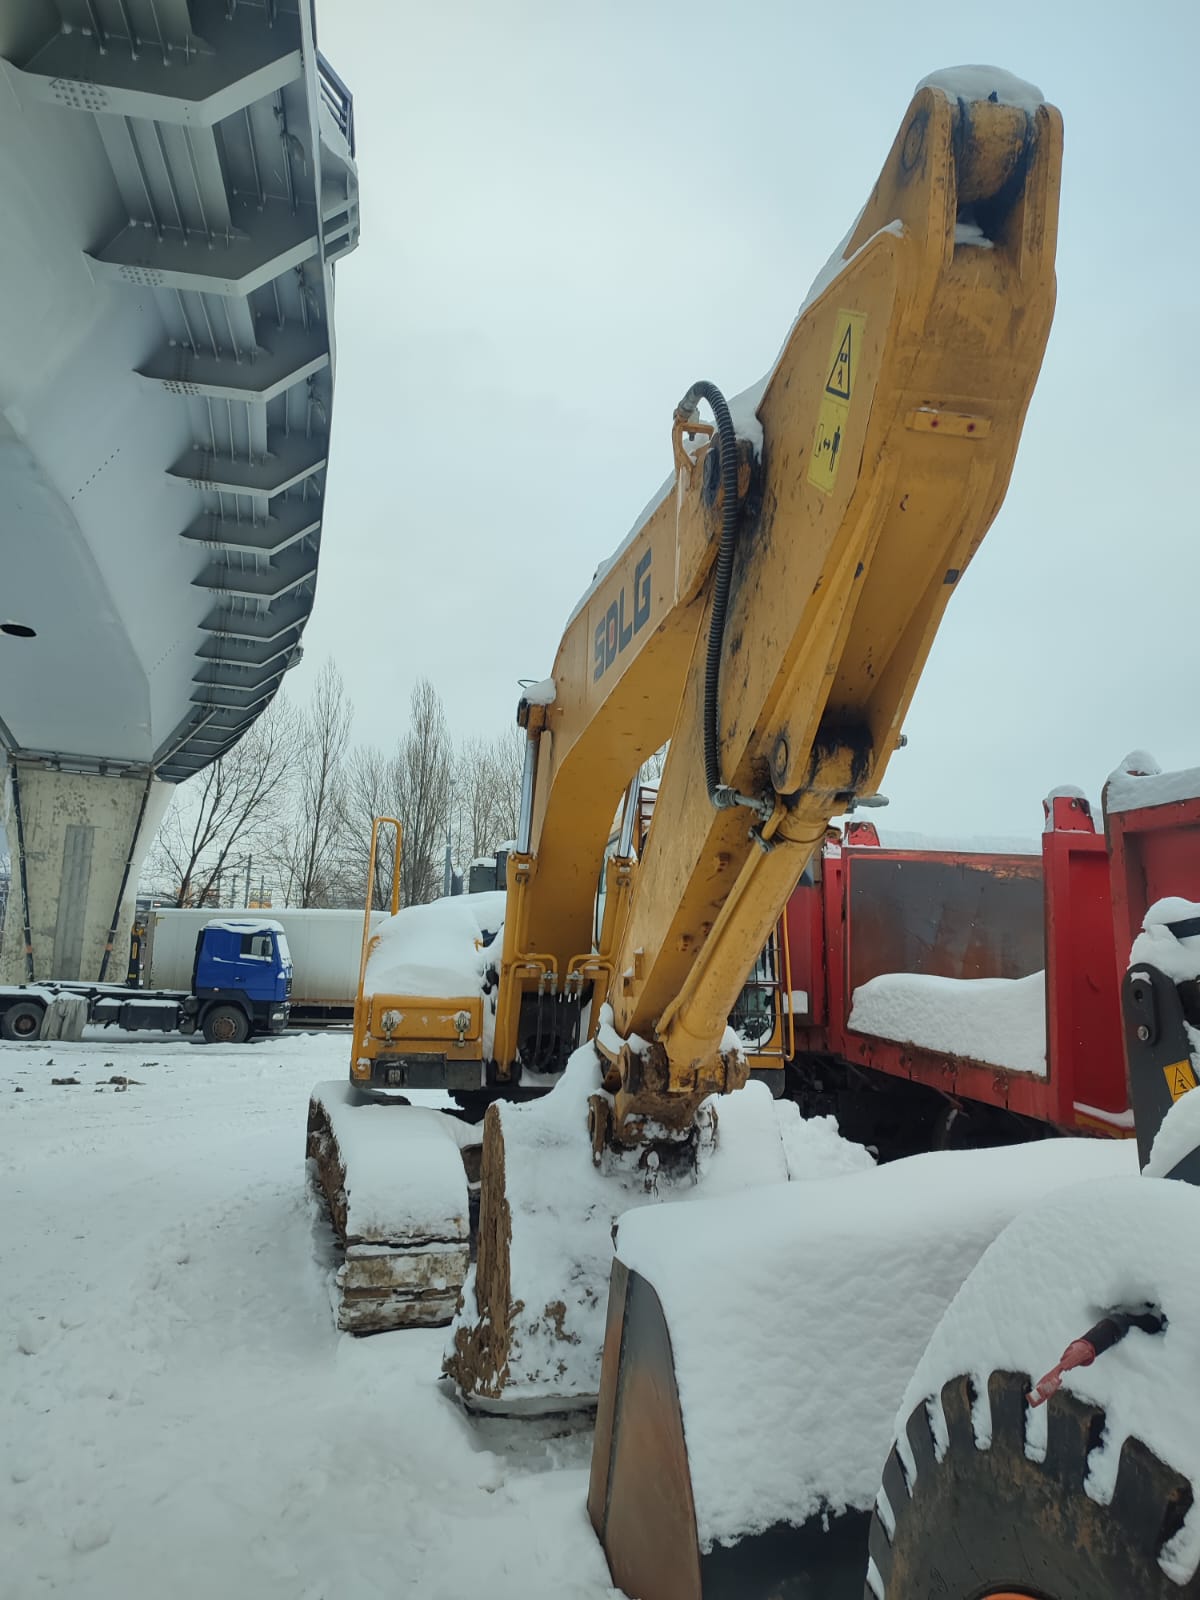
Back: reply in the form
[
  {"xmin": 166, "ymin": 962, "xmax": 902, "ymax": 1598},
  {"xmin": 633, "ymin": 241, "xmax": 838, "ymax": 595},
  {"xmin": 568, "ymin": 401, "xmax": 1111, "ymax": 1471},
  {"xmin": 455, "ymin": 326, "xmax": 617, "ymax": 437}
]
[
  {"xmin": 1027, "ymin": 1338, "xmax": 1097, "ymax": 1406},
  {"xmin": 1027, "ymin": 1310, "xmax": 1165, "ymax": 1408}
]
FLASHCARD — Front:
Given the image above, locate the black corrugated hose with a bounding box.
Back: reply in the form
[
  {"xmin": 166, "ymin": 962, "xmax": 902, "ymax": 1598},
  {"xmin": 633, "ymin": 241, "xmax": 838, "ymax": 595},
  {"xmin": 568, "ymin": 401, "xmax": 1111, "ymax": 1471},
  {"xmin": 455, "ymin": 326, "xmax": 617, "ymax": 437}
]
[{"xmin": 676, "ymin": 380, "xmax": 742, "ymax": 810}]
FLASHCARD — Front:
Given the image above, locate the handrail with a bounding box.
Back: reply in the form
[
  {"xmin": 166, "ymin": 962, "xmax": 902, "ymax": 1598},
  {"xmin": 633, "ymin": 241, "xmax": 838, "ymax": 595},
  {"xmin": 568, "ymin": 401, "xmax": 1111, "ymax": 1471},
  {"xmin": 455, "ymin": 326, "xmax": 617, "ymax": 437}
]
[
  {"xmin": 317, "ymin": 51, "xmax": 355, "ymax": 156},
  {"xmin": 354, "ymin": 817, "xmax": 402, "ymax": 1047}
]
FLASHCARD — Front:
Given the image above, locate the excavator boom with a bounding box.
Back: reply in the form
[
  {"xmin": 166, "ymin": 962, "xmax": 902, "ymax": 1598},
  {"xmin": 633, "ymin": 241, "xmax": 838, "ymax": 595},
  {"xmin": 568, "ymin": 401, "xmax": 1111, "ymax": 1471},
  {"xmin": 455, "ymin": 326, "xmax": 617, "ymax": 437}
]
[
  {"xmin": 441, "ymin": 69, "xmax": 1061, "ymax": 1413},
  {"xmin": 319, "ymin": 65, "xmax": 1061, "ymax": 1455},
  {"xmin": 497, "ymin": 79, "xmax": 1059, "ymax": 1141}
]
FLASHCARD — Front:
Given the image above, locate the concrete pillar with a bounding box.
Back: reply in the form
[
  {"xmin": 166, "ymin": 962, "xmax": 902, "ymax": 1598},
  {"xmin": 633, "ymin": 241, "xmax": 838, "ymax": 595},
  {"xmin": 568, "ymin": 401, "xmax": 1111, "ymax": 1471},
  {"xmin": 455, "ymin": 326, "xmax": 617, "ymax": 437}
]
[{"xmin": 0, "ymin": 764, "xmax": 171, "ymax": 983}]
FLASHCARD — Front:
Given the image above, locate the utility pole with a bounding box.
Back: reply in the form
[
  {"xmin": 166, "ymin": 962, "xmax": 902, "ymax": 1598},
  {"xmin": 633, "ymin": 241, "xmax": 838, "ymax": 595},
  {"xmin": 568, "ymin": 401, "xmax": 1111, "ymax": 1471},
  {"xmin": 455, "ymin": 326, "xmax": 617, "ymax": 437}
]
[{"xmin": 243, "ymin": 855, "xmax": 252, "ymax": 908}]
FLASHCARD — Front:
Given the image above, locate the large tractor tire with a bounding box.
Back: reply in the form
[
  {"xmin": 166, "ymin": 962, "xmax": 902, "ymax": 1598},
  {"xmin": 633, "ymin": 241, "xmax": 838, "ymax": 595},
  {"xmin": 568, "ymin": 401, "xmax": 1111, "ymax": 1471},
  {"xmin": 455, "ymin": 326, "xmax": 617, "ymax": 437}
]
[
  {"xmin": 1, "ymin": 999, "xmax": 45, "ymax": 1040},
  {"xmin": 868, "ymin": 1369, "xmax": 1198, "ymax": 1598}
]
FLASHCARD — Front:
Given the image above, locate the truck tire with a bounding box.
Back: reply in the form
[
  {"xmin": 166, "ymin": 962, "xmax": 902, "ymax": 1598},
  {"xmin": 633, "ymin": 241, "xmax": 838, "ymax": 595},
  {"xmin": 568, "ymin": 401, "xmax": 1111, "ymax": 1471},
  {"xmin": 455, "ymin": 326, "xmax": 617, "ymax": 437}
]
[
  {"xmin": 868, "ymin": 1369, "xmax": 1198, "ymax": 1598},
  {"xmin": 1, "ymin": 1000, "xmax": 45, "ymax": 1041},
  {"xmin": 201, "ymin": 1005, "xmax": 251, "ymax": 1045}
]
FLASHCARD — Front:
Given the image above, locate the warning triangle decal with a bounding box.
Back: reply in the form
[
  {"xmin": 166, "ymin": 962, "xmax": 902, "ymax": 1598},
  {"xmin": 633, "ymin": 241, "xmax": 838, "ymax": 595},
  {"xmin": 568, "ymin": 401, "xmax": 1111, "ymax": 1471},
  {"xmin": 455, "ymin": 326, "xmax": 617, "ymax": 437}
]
[
  {"xmin": 1164, "ymin": 1058, "xmax": 1198, "ymax": 1102},
  {"xmin": 826, "ymin": 326, "xmax": 853, "ymax": 399}
]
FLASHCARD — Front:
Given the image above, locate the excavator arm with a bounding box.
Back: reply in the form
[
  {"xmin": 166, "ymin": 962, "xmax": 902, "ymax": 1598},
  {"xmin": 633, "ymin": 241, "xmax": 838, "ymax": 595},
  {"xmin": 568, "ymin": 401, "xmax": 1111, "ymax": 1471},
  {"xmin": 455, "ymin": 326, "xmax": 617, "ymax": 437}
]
[{"xmin": 494, "ymin": 79, "xmax": 1060, "ymax": 1140}]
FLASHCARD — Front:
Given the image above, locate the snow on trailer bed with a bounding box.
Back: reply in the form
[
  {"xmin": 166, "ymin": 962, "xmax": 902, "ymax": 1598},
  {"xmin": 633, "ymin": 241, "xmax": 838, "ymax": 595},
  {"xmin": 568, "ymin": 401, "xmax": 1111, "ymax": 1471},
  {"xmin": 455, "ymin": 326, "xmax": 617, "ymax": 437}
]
[{"xmin": 849, "ymin": 969, "xmax": 1048, "ymax": 1077}]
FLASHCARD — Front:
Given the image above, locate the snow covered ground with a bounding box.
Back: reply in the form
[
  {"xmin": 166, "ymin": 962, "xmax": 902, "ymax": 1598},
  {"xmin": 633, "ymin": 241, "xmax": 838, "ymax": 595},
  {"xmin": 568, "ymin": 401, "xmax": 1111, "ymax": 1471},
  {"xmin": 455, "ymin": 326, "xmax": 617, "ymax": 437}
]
[
  {"xmin": 2, "ymin": 1023, "xmax": 1167, "ymax": 1599},
  {"xmin": 0, "ymin": 1031, "xmax": 619, "ymax": 1600}
]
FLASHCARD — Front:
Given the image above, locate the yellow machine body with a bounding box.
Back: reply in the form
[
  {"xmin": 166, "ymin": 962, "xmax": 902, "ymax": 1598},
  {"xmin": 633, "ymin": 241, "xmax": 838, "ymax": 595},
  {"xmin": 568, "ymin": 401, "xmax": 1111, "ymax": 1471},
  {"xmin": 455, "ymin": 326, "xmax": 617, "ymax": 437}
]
[{"xmin": 584, "ymin": 79, "xmax": 1062, "ymax": 1600}]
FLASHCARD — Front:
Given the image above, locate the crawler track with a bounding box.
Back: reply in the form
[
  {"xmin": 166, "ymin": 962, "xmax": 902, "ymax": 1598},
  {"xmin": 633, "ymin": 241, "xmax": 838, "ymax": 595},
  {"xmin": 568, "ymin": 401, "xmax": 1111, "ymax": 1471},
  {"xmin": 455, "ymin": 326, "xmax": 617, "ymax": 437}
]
[{"xmin": 306, "ymin": 1083, "xmax": 479, "ymax": 1333}]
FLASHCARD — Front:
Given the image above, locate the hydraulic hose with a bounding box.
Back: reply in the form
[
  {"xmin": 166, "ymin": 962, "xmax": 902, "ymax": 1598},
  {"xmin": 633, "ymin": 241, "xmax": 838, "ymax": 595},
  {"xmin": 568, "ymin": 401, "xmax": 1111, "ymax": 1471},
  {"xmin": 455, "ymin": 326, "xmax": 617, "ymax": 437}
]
[{"xmin": 676, "ymin": 382, "xmax": 771, "ymax": 821}]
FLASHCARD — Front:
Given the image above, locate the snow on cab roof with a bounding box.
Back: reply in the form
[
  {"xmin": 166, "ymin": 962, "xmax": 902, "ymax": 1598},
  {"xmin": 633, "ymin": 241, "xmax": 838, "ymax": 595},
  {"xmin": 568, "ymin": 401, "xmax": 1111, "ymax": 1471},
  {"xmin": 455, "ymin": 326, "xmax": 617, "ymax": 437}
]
[
  {"xmin": 203, "ymin": 918, "xmax": 286, "ymax": 934},
  {"xmin": 363, "ymin": 891, "xmax": 506, "ymax": 999}
]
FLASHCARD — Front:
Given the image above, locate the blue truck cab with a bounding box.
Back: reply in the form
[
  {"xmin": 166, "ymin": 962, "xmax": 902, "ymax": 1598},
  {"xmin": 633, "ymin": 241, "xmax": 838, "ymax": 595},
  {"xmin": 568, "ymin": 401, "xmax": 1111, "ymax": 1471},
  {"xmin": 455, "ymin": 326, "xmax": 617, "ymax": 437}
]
[{"xmin": 191, "ymin": 919, "xmax": 292, "ymax": 1043}]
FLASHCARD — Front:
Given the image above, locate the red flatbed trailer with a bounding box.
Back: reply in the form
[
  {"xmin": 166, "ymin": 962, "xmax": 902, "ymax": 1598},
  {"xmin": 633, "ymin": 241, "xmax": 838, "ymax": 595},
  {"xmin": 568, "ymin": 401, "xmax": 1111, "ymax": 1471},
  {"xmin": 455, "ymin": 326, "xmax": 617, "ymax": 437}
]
[{"xmin": 772, "ymin": 765, "xmax": 1200, "ymax": 1152}]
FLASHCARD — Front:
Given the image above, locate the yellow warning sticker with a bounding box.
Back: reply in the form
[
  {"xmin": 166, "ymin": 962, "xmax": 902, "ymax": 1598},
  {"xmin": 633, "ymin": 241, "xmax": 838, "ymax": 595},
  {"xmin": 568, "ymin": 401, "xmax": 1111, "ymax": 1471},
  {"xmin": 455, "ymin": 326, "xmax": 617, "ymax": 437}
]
[
  {"xmin": 808, "ymin": 309, "xmax": 867, "ymax": 495},
  {"xmin": 1163, "ymin": 1057, "xmax": 1198, "ymax": 1103}
]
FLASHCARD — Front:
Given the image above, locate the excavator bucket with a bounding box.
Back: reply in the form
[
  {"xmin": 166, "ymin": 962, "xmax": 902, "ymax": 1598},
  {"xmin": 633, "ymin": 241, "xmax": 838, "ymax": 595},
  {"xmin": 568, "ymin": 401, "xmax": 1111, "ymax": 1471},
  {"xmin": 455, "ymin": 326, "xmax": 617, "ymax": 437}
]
[
  {"xmin": 588, "ymin": 1262, "xmax": 870, "ymax": 1600},
  {"xmin": 587, "ymin": 1135, "xmax": 1133, "ymax": 1600},
  {"xmin": 586, "ymin": 67, "xmax": 1063, "ymax": 1598}
]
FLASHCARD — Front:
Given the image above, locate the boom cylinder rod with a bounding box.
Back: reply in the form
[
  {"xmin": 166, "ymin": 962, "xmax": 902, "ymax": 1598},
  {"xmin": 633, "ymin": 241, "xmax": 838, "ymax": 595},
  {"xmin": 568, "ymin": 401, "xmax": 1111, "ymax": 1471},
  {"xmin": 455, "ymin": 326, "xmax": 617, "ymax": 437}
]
[
  {"xmin": 617, "ymin": 776, "xmax": 640, "ymax": 858},
  {"xmin": 516, "ymin": 732, "xmax": 539, "ymax": 855}
]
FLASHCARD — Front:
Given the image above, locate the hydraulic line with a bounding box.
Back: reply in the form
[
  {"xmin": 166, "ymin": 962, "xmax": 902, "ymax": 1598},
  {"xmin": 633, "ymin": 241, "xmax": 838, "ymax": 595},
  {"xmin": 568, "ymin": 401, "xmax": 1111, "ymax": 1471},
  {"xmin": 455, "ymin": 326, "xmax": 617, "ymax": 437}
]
[
  {"xmin": 677, "ymin": 381, "xmax": 738, "ymax": 806},
  {"xmin": 675, "ymin": 382, "xmax": 771, "ymax": 822},
  {"xmin": 1027, "ymin": 1308, "xmax": 1166, "ymax": 1406},
  {"xmin": 678, "ymin": 387, "xmax": 771, "ymax": 825}
]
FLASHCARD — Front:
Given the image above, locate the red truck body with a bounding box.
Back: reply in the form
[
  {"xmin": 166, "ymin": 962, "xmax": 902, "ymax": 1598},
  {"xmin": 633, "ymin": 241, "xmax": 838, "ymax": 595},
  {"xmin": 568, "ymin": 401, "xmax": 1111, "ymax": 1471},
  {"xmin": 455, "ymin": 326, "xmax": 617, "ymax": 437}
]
[{"xmin": 777, "ymin": 773, "xmax": 1200, "ymax": 1139}]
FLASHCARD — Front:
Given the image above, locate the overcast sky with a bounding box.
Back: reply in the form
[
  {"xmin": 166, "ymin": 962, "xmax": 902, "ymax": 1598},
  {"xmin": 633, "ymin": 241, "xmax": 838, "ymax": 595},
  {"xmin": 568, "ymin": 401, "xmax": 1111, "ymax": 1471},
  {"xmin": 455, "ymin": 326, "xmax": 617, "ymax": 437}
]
[{"xmin": 294, "ymin": 0, "xmax": 1200, "ymax": 839}]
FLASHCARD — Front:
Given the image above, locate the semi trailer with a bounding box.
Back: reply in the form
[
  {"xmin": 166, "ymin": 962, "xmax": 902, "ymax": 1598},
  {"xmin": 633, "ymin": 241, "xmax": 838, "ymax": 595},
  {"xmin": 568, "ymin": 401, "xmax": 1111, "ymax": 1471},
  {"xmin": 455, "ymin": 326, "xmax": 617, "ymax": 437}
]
[{"xmin": 0, "ymin": 917, "xmax": 291, "ymax": 1043}]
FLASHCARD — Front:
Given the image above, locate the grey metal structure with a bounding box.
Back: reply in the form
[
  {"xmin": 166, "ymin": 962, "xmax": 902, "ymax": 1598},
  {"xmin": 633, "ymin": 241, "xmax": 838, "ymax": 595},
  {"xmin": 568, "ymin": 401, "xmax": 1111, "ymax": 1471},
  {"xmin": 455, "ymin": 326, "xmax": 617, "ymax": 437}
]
[{"xmin": 0, "ymin": 0, "xmax": 358, "ymax": 783}]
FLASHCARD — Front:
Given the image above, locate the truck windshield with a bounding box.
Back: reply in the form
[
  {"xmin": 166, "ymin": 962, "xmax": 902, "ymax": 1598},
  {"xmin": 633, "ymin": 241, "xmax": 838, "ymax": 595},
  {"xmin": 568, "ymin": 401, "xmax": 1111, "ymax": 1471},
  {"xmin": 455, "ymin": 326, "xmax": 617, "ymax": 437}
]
[{"xmin": 275, "ymin": 932, "xmax": 292, "ymax": 968}]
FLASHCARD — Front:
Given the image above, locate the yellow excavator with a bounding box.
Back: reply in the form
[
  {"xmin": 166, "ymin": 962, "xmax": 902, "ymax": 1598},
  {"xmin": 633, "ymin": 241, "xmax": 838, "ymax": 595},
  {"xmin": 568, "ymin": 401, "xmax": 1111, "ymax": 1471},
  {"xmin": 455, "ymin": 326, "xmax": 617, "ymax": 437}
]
[{"xmin": 305, "ymin": 64, "xmax": 1176, "ymax": 1598}]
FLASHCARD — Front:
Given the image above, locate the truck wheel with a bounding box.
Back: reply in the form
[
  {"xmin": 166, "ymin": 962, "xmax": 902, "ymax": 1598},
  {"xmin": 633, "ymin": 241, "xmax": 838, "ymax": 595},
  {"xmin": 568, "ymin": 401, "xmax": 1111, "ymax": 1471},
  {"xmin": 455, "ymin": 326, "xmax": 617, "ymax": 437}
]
[
  {"xmin": 868, "ymin": 1369, "xmax": 1198, "ymax": 1598},
  {"xmin": 1, "ymin": 1000, "xmax": 45, "ymax": 1041},
  {"xmin": 201, "ymin": 1005, "xmax": 250, "ymax": 1045}
]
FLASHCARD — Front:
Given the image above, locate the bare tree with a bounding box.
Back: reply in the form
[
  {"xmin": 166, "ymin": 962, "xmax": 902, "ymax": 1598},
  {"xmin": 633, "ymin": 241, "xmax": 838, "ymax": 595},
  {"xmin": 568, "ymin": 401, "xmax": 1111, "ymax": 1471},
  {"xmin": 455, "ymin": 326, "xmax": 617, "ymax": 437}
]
[
  {"xmin": 337, "ymin": 743, "xmax": 401, "ymax": 909},
  {"xmin": 272, "ymin": 660, "xmax": 353, "ymax": 907},
  {"xmin": 487, "ymin": 725, "xmax": 525, "ymax": 847},
  {"xmin": 395, "ymin": 678, "xmax": 454, "ymax": 907},
  {"xmin": 333, "ymin": 681, "xmax": 453, "ymax": 910},
  {"xmin": 146, "ymin": 695, "xmax": 299, "ymax": 907},
  {"xmin": 454, "ymin": 726, "xmax": 524, "ymax": 861},
  {"xmin": 455, "ymin": 737, "xmax": 495, "ymax": 863}
]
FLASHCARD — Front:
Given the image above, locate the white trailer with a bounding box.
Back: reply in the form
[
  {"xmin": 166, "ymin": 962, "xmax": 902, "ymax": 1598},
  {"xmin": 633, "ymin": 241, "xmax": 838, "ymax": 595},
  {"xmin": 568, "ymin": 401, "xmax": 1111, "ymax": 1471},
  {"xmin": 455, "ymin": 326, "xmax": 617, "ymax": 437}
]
[{"xmin": 144, "ymin": 908, "xmax": 388, "ymax": 1024}]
